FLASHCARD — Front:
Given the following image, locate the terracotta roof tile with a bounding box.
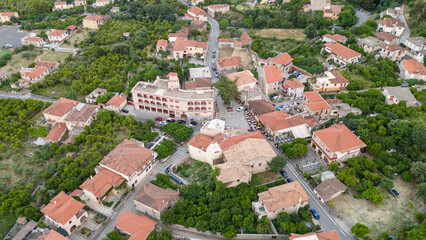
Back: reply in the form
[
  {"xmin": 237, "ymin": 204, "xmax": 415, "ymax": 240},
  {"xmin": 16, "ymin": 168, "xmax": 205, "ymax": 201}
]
[
  {"xmin": 283, "ymin": 78, "xmax": 304, "ymax": 89},
  {"xmin": 374, "ymin": 32, "xmax": 397, "ymax": 42},
  {"xmin": 106, "ymin": 94, "xmax": 126, "ymax": 107},
  {"xmin": 63, "ymin": 103, "xmax": 98, "ymax": 122},
  {"xmin": 247, "ymin": 99, "xmax": 276, "ymax": 115},
  {"xmin": 270, "ymin": 52, "xmax": 293, "ymax": 65},
  {"xmin": 222, "ymin": 138, "xmax": 276, "ymax": 164},
  {"xmin": 329, "ymin": 71, "xmax": 349, "ymax": 84},
  {"xmin": 378, "ymin": 18, "xmax": 404, "ymax": 28},
  {"xmin": 79, "ymin": 168, "xmax": 125, "ymax": 199},
  {"xmin": 381, "ymin": 43, "xmax": 406, "ymax": 52},
  {"xmin": 217, "ymin": 56, "xmax": 242, "ymax": 68},
  {"xmin": 48, "ymin": 29, "xmax": 67, "ymax": 37},
  {"xmin": 173, "ymin": 38, "xmax": 207, "ymax": 51},
  {"xmin": 156, "ymin": 39, "xmax": 167, "ymax": 48},
  {"xmin": 134, "ymin": 183, "xmax": 179, "ymax": 211},
  {"xmin": 23, "ymin": 36, "xmax": 43, "ymax": 42},
  {"xmin": 226, "ymin": 70, "xmax": 257, "ymax": 87},
  {"xmin": 401, "ymin": 59, "xmax": 426, "ymax": 75},
  {"xmin": 115, "ymin": 210, "xmax": 157, "ymax": 240},
  {"xmin": 41, "ymin": 191, "xmax": 85, "ymax": 225},
  {"xmin": 36, "ymin": 61, "xmax": 59, "ymax": 68},
  {"xmin": 264, "ymin": 65, "xmax": 283, "ymax": 84},
  {"xmin": 313, "ymin": 123, "xmax": 366, "ymax": 152},
  {"xmin": 43, "ymin": 98, "xmax": 80, "ymax": 118},
  {"xmin": 323, "ymin": 42, "xmax": 361, "ymax": 59},
  {"xmin": 38, "ymin": 230, "xmax": 68, "ymax": 240},
  {"xmin": 67, "ymin": 25, "xmax": 78, "ymax": 31},
  {"xmin": 83, "ymin": 15, "xmax": 109, "ymax": 22},
  {"xmin": 304, "ymin": 91, "xmax": 331, "ymax": 111},
  {"xmin": 289, "ymin": 231, "xmax": 341, "ymax": 240},
  {"xmin": 100, "ymin": 139, "xmax": 155, "ymax": 177},
  {"xmin": 240, "ymin": 33, "xmax": 249, "ymax": 46},
  {"xmin": 258, "ymin": 112, "xmax": 317, "ymax": 132},
  {"xmin": 325, "ymin": 99, "xmax": 343, "ymax": 105},
  {"xmin": 45, "ymin": 122, "xmax": 67, "ymax": 142},
  {"xmin": 188, "ymin": 7, "xmax": 207, "ymax": 16},
  {"xmin": 207, "ymin": 4, "xmax": 229, "ymax": 10},
  {"xmin": 314, "ymin": 178, "xmax": 346, "ymax": 202},
  {"xmin": 21, "ymin": 66, "xmax": 49, "ymax": 79},
  {"xmin": 0, "ymin": 12, "xmax": 18, "ymax": 17},
  {"xmin": 188, "ymin": 133, "xmax": 214, "ymax": 150},
  {"xmin": 219, "ymin": 131, "xmax": 264, "ymax": 150},
  {"xmin": 258, "ymin": 182, "xmax": 310, "ymax": 212},
  {"xmin": 184, "ymin": 78, "xmax": 212, "ymax": 89}
]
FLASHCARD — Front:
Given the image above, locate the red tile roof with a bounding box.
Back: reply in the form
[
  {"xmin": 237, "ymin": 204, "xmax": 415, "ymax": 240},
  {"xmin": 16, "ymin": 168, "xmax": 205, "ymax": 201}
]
[
  {"xmin": 156, "ymin": 39, "xmax": 167, "ymax": 48},
  {"xmin": 168, "ymin": 72, "xmax": 178, "ymax": 77},
  {"xmin": 240, "ymin": 33, "xmax": 249, "ymax": 46},
  {"xmin": 38, "ymin": 230, "xmax": 68, "ymax": 240},
  {"xmin": 45, "ymin": 122, "xmax": 67, "ymax": 142},
  {"xmin": 323, "ymin": 42, "xmax": 361, "ymax": 59},
  {"xmin": 270, "ymin": 52, "xmax": 293, "ymax": 65},
  {"xmin": 321, "ymin": 34, "xmax": 347, "ymax": 43},
  {"xmin": 134, "ymin": 183, "xmax": 179, "ymax": 211},
  {"xmin": 217, "ymin": 56, "xmax": 242, "ymax": 68},
  {"xmin": 80, "ymin": 168, "xmax": 125, "ymax": 199},
  {"xmin": 401, "ymin": 59, "xmax": 426, "ymax": 75},
  {"xmin": 258, "ymin": 112, "xmax": 317, "ymax": 132},
  {"xmin": 304, "ymin": 91, "xmax": 331, "ymax": 111},
  {"xmin": 43, "ymin": 98, "xmax": 80, "ymax": 118},
  {"xmin": 41, "ymin": 191, "xmax": 85, "ymax": 225},
  {"xmin": 184, "ymin": 78, "xmax": 212, "ymax": 89},
  {"xmin": 188, "ymin": 133, "xmax": 214, "ymax": 150},
  {"xmin": 21, "ymin": 66, "xmax": 48, "ymax": 79},
  {"xmin": 313, "ymin": 123, "xmax": 366, "ymax": 152},
  {"xmin": 100, "ymin": 139, "xmax": 155, "ymax": 177},
  {"xmin": 168, "ymin": 33, "xmax": 187, "ymax": 39},
  {"xmin": 115, "ymin": 210, "xmax": 157, "ymax": 240},
  {"xmin": 289, "ymin": 231, "xmax": 341, "ymax": 240},
  {"xmin": 328, "ymin": 71, "xmax": 349, "ymax": 84},
  {"xmin": 67, "ymin": 25, "xmax": 78, "ymax": 31},
  {"xmin": 248, "ymin": 99, "xmax": 276, "ymax": 115},
  {"xmin": 36, "ymin": 61, "xmax": 59, "ymax": 68},
  {"xmin": 374, "ymin": 32, "xmax": 397, "ymax": 42},
  {"xmin": 264, "ymin": 65, "xmax": 283, "ymax": 84},
  {"xmin": 106, "ymin": 94, "xmax": 126, "ymax": 107},
  {"xmin": 226, "ymin": 70, "xmax": 257, "ymax": 87},
  {"xmin": 258, "ymin": 182, "xmax": 310, "ymax": 212},
  {"xmin": 23, "ymin": 36, "xmax": 43, "ymax": 42},
  {"xmin": 0, "ymin": 12, "xmax": 18, "ymax": 17},
  {"xmin": 378, "ymin": 18, "xmax": 404, "ymax": 28},
  {"xmin": 283, "ymin": 78, "xmax": 304, "ymax": 89},
  {"xmin": 188, "ymin": 7, "xmax": 207, "ymax": 16},
  {"xmin": 54, "ymin": 1, "xmax": 67, "ymax": 5},
  {"xmin": 173, "ymin": 38, "xmax": 207, "ymax": 51},
  {"xmin": 219, "ymin": 131, "xmax": 264, "ymax": 150},
  {"xmin": 48, "ymin": 29, "xmax": 67, "ymax": 37},
  {"xmin": 83, "ymin": 15, "xmax": 109, "ymax": 22}
]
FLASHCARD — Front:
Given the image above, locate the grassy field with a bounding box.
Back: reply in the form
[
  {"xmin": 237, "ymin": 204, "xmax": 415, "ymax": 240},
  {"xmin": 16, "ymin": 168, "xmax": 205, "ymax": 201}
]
[
  {"xmin": 0, "ymin": 49, "xmax": 11, "ymax": 58},
  {"xmin": 333, "ymin": 177, "xmax": 422, "ymax": 238},
  {"xmin": 34, "ymin": 83, "xmax": 80, "ymax": 101},
  {"xmin": 255, "ymin": 28, "xmax": 306, "ymax": 40},
  {"xmin": 250, "ymin": 171, "xmax": 283, "ymax": 186},
  {"xmin": 176, "ymin": 159, "xmax": 212, "ymax": 182},
  {"xmin": 63, "ymin": 29, "xmax": 89, "ymax": 49}
]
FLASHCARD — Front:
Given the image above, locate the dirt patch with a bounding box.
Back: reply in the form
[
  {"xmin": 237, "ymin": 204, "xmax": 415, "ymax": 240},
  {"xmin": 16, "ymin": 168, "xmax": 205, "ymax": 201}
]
[
  {"xmin": 255, "ymin": 28, "xmax": 306, "ymax": 40},
  {"xmin": 332, "ymin": 177, "xmax": 421, "ymax": 238},
  {"xmin": 63, "ymin": 29, "xmax": 89, "ymax": 49},
  {"xmin": 218, "ymin": 48, "xmax": 253, "ymax": 69}
]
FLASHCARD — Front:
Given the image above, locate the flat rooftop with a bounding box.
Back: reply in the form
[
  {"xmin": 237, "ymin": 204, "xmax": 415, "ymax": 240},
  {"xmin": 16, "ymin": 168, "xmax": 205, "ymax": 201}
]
[
  {"xmin": 189, "ymin": 67, "xmax": 212, "ymax": 79},
  {"xmin": 132, "ymin": 79, "xmax": 215, "ymax": 100}
]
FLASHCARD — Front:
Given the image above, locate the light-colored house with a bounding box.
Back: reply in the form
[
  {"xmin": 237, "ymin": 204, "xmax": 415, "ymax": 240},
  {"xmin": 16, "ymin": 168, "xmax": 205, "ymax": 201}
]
[
  {"xmin": 85, "ymin": 88, "xmax": 107, "ymax": 104},
  {"xmin": 20, "ymin": 66, "xmax": 49, "ymax": 83},
  {"xmin": 115, "ymin": 210, "xmax": 157, "ymax": 240},
  {"xmin": 189, "ymin": 20, "xmax": 207, "ymax": 32},
  {"xmin": 131, "ymin": 72, "xmax": 215, "ymax": 119},
  {"xmin": 303, "ymin": 0, "xmax": 330, "ymax": 12},
  {"xmin": 377, "ymin": 18, "xmax": 405, "ymax": 37},
  {"xmin": 268, "ymin": 52, "xmax": 293, "ymax": 74},
  {"xmin": 133, "ymin": 183, "xmax": 179, "ymax": 219},
  {"xmin": 200, "ymin": 119, "xmax": 225, "ymax": 137},
  {"xmin": 53, "ymin": 1, "xmax": 73, "ymax": 11},
  {"xmin": 98, "ymin": 139, "xmax": 157, "ymax": 188},
  {"xmin": 283, "ymin": 78, "xmax": 304, "ymax": 98},
  {"xmin": 379, "ymin": 44, "xmax": 407, "ymax": 61},
  {"xmin": 43, "ymin": 98, "xmax": 80, "ymax": 123},
  {"xmin": 96, "ymin": 0, "xmax": 111, "ymax": 7},
  {"xmin": 74, "ymin": 0, "xmax": 87, "ymax": 6},
  {"xmin": 187, "ymin": 7, "xmax": 207, "ymax": 21},
  {"xmin": 311, "ymin": 123, "xmax": 367, "ymax": 164},
  {"xmin": 314, "ymin": 178, "xmax": 346, "ymax": 203},
  {"xmin": 35, "ymin": 61, "xmax": 60, "ymax": 73},
  {"xmin": 382, "ymin": 86, "xmax": 419, "ymax": 107},
  {"xmin": 320, "ymin": 34, "xmax": 348, "ymax": 44},
  {"xmin": 399, "ymin": 59, "xmax": 426, "ymax": 80},
  {"xmin": 104, "ymin": 93, "xmax": 127, "ymax": 113},
  {"xmin": 310, "ymin": 71, "xmax": 349, "ymax": 92},
  {"xmin": 189, "ymin": 0, "xmax": 204, "ymax": 6},
  {"xmin": 253, "ymin": 182, "xmax": 310, "ymax": 219},
  {"xmin": 41, "ymin": 191, "xmax": 88, "ymax": 235},
  {"xmin": 188, "ymin": 133, "xmax": 223, "ymax": 165},
  {"xmin": 0, "ymin": 12, "xmax": 19, "ymax": 23},
  {"xmin": 384, "ymin": 7, "xmax": 401, "ymax": 18},
  {"xmin": 156, "ymin": 39, "xmax": 167, "ymax": 52},
  {"xmin": 83, "ymin": 15, "xmax": 109, "ymax": 30},
  {"xmin": 171, "ymin": 38, "xmax": 207, "ymax": 59},
  {"xmin": 206, "ymin": 4, "xmax": 230, "ymax": 17},
  {"xmin": 226, "ymin": 70, "xmax": 257, "ymax": 92},
  {"xmin": 289, "ymin": 231, "xmax": 341, "ymax": 240},
  {"xmin": 302, "ymin": 91, "xmax": 331, "ymax": 119},
  {"xmin": 217, "ymin": 56, "xmax": 243, "ymax": 73},
  {"xmin": 374, "ymin": 32, "xmax": 398, "ymax": 45},
  {"xmin": 22, "ymin": 36, "xmax": 44, "ymax": 48},
  {"xmin": 47, "ymin": 29, "xmax": 69, "ymax": 42},
  {"xmin": 358, "ymin": 36, "xmax": 385, "ymax": 53},
  {"xmin": 63, "ymin": 103, "xmax": 98, "ymax": 133},
  {"xmin": 323, "ymin": 4, "xmax": 342, "ymax": 20},
  {"xmin": 322, "ymin": 42, "xmax": 361, "ymax": 66},
  {"xmin": 258, "ymin": 111, "xmax": 319, "ymax": 139},
  {"xmin": 189, "ymin": 67, "xmax": 211, "ymax": 81},
  {"xmin": 263, "ymin": 65, "xmax": 283, "ymax": 95},
  {"xmin": 79, "ymin": 168, "xmax": 125, "ymax": 203},
  {"xmin": 0, "ymin": 72, "xmax": 8, "ymax": 81},
  {"xmin": 403, "ymin": 37, "xmax": 426, "ymax": 63}
]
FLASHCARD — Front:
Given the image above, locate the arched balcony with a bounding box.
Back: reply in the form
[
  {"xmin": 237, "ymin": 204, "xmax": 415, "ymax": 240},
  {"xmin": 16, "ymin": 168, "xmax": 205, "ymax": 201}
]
[
  {"xmin": 137, "ymin": 94, "xmax": 142, "ymax": 97},
  {"xmin": 195, "ymin": 107, "xmax": 200, "ymax": 111},
  {"xmin": 188, "ymin": 102, "xmax": 193, "ymax": 106},
  {"xmin": 156, "ymin": 97, "xmax": 161, "ymax": 101},
  {"xmin": 201, "ymin": 101, "xmax": 207, "ymax": 106},
  {"xmin": 188, "ymin": 107, "xmax": 194, "ymax": 112},
  {"xmin": 201, "ymin": 107, "xmax": 207, "ymax": 111},
  {"xmin": 162, "ymin": 98, "xmax": 167, "ymax": 102}
]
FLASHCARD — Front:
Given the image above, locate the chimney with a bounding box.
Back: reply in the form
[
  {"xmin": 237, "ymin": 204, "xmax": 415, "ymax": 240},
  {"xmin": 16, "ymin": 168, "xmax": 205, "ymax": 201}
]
[{"xmin": 53, "ymin": 200, "xmax": 57, "ymax": 204}]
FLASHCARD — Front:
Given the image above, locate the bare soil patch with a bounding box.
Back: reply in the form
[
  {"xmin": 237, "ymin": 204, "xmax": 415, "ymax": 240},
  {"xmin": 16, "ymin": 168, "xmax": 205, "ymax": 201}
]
[
  {"xmin": 219, "ymin": 48, "xmax": 253, "ymax": 69},
  {"xmin": 63, "ymin": 29, "xmax": 89, "ymax": 49},
  {"xmin": 255, "ymin": 28, "xmax": 306, "ymax": 40},
  {"xmin": 332, "ymin": 177, "xmax": 421, "ymax": 238}
]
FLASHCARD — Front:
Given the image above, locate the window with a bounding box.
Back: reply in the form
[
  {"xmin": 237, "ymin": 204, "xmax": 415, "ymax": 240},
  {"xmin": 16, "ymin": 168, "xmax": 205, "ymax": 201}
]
[
  {"xmin": 259, "ymin": 163, "xmax": 261, "ymax": 166},
  {"xmin": 175, "ymin": 100, "xmax": 179, "ymax": 103},
  {"xmin": 69, "ymin": 220, "xmax": 72, "ymax": 224}
]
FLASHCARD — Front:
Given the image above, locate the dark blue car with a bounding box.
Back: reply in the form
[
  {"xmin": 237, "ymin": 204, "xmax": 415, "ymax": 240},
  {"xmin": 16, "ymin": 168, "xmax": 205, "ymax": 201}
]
[{"xmin": 310, "ymin": 209, "xmax": 320, "ymax": 220}]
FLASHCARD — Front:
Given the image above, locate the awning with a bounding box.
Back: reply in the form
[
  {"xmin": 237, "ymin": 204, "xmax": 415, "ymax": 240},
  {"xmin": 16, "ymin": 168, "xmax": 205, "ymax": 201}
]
[{"xmin": 290, "ymin": 125, "xmax": 311, "ymax": 139}]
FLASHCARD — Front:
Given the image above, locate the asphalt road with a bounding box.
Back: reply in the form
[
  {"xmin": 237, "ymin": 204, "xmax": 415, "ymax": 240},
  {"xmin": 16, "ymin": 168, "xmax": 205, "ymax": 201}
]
[
  {"xmin": 0, "ymin": 25, "xmax": 27, "ymax": 48},
  {"xmin": 355, "ymin": 11, "xmax": 371, "ymax": 27},
  {"xmin": 206, "ymin": 16, "xmax": 220, "ymax": 83},
  {"xmin": 268, "ymin": 143, "xmax": 354, "ymax": 239},
  {"xmin": 397, "ymin": 4, "xmax": 410, "ymax": 44}
]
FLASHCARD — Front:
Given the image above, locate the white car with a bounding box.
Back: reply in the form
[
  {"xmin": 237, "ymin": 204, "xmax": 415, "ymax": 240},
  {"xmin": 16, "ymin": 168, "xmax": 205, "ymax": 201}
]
[{"xmin": 237, "ymin": 106, "xmax": 244, "ymax": 111}]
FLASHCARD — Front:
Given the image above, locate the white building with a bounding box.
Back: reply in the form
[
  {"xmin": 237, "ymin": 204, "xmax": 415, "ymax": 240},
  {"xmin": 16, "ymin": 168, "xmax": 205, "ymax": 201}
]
[
  {"xmin": 377, "ymin": 18, "xmax": 405, "ymax": 37},
  {"xmin": 47, "ymin": 29, "xmax": 69, "ymax": 42},
  {"xmin": 399, "ymin": 59, "xmax": 426, "ymax": 81}
]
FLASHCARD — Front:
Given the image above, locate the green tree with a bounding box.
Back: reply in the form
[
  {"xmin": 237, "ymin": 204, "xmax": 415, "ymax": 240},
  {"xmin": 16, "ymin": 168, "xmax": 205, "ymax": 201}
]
[
  {"xmin": 328, "ymin": 162, "xmax": 339, "ymax": 173},
  {"xmin": 380, "ymin": 178, "xmax": 393, "ymax": 191},
  {"xmin": 256, "ymin": 217, "xmax": 269, "ymax": 234},
  {"xmin": 222, "ymin": 225, "xmax": 237, "ymax": 239},
  {"xmin": 411, "ymin": 162, "xmax": 426, "ymax": 182},
  {"xmin": 362, "ymin": 186, "xmax": 384, "ymax": 204},
  {"xmin": 418, "ymin": 183, "xmax": 426, "ymax": 197},
  {"xmin": 213, "ymin": 76, "xmax": 240, "ymax": 105},
  {"xmin": 219, "ymin": 19, "xmax": 230, "ymax": 29},
  {"xmin": 338, "ymin": 7, "xmax": 358, "ymax": 28},
  {"xmin": 147, "ymin": 229, "xmax": 172, "ymax": 240},
  {"xmin": 351, "ymin": 223, "xmax": 370, "ymax": 238},
  {"xmin": 105, "ymin": 230, "xmax": 125, "ymax": 240},
  {"xmin": 268, "ymin": 155, "xmax": 287, "ymax": 172},
  {"xmin": 304, "ymin": 23, "xmax": 317, "ymax": 38},
  {"xmin": 337, "ymin": 167, "xmax": 359, "ymax": 186}
]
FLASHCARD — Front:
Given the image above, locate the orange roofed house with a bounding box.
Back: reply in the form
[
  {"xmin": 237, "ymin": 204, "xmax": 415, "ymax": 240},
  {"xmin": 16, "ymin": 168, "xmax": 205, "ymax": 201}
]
[
  {"xmin": 217, "ymin": 56, "xmax": 242, "ymax": 73},
  {"xmin": 320, "ymin": 34, "xmax": 347, "ymax": 44},
  {"xmin": 170, "ymin": 38, "xmax": 207, "ymax": 59},
  {"xmin": 79, "ymin": 168, "xmax": 125, "ymax": 204},
  {"xmin": 187, "ymin": 7, "xmax": 207, "ymax": 21},
  {"xmin": 263, "ymin": 65, "xmax": 284, "ymax": 95},
  {"xmin": 253, "ymin": 182, "xmax": 310, "ymax": 219},
  {"xmin": 156, "ymin": 39, "xmax": 167, "ymax": 52},
  {"xmin": 268, "ymin": 52, "xmax": 293, "ymax": 74},
  {"xmin": 98, "ymin": 139, "xmax": 157, "ymax": 188},
  {"xmin": 47, "ymin": 29, "xmax": 69, "ymax": 42},
  {"xmin": 302, "ymin": 91, "xmax": 331, "ymax": 119},
  {"xmin": 226, "ymin": 70, "xmax": 258, "ymax": 91},
  {"xmin": 133, "ymin": 183, "xmax": 179, "ymax": 219},
  {"xmin": 21, "ymin": 36, "xmax": 44, "ymax": 48},
  {"xmin": 0, "ymin": 12, "xmax": 19, "ymax": 23},
  {"xmin": 311, "ymin": 123, "xmax": 367, "ymax": 164},
  {"xmin": 283, "ymin": 78, "xmax": 304, "ymax": 98},
  {"xmin": 41, "ymin": 191, "xmax": 88, "ymax": 235},
  {"xmin": 115, "ymin": 210, "xmax": 157, "ymax": 240},
  {"xmin": 377, "ymin": 18, "xmax": 405, "ymax": 37},
  {"xmin": 20, "ymin": 66, "xmax": 49, "ymax": 83},
  {"xmin": 322, "ymin": 42, "xmax": 361, "ymax": 66},
  {"xmin": 38, "ymin": 229, "xmax": 69, "ymax": 240},
  {"xmin": 83, "ymin": 15, "xmax": 109, "ymax": 30},
  {"xmin": 289, "ymin": 231, "xmax": 341, "ymax": 240},
  {"xmin": 103, "ymin": 93, "xmax": 127, "ymax": 113},
  {"xmin": 399, "ymin": 59, "xmax": 426, "ymax": 81}
]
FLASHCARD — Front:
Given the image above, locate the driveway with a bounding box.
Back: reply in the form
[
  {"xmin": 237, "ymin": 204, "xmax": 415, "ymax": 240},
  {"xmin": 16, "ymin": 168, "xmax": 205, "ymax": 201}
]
[
  {"xmin": 0, "ymin": 25, "xmax": 27, "ymax": 48},
  {"xmin": 355, "ymin": 11, "xmax": 371, "ymax": 27},
  {"xmin": 397, "ymin": 4, "xmax": 410, "ymax": 44}
]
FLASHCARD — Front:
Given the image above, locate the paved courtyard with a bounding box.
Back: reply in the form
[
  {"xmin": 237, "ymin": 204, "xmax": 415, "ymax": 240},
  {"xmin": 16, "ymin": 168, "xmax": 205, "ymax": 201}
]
[{"xmin": 0, "ymin": 26, "xmax": 27, "ymax": 48}]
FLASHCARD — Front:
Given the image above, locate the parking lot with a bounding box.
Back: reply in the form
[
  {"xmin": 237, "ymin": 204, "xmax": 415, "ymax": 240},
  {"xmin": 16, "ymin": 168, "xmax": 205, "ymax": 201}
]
[{"xmin": 0, "ymin": 26, "xmax": 27, "ymax": 48}]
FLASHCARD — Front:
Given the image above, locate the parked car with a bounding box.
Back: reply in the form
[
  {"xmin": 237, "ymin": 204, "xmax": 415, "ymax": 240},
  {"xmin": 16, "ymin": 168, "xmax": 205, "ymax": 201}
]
[
  {"xmin": 221, "ymin": 117, "xmax": 225, "ymax": 120},
  {"xmin": 212, "ymin": 54, "xmax": 216, "ymax": 58},
  {"xmin": 121, "ymin": 109, "xmax": 129, "ymax": 113},
  {"xmin": 5, "ymin": 44, "xmax": 13, "ymax": 48},
  {"xmin": 127, "ymin": 100, "xmax": 133, "ymax": 105},
  {"xmin": 390, "ymin": 188, "xmax": 399, "ymax": 197},
  {"xmin": 287, "ymin": 178, "xmax": 294, "ymax": 183},
  {"xmin": 190, "ymin": 120, "xmax": 198, "ymax": 125},
  {"xmin": 177, "ymin": 120, "xmax": 186, "ymax": 124},
  {"xmin": 280, "ymin": 168, "xmax": 288, "ymax": 178},
  {"xmin": 155, "ymin": 117, "xmax": 163, "ymax": 121},
  {"xmin": 235, "ymin": 26, "xmax": 239, "ymax": 29},
  {"xmin": 169, "ymin": 173, "xmax": 183, "ymax": 184},
  {"xmin": 213, "ymin": 49, "xmax": 216, "ymax": 53},
  {"xmin": 214, "ymin": 72, "xmax": 219, "ymax": 77},
  {"xmin": 310, "ymin": 209, "xmax": 320, "ymax": 220},
  {"xmin": 165, "ymin": 165, "xmax": 172, "ymax": 174},
  {"xmin": 237, "ymin": 106, "xmax": 244, "ymax": 111},
  {"xmin": 212, "ymin": 60, "xmax": 215, "ymax": 64}
]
